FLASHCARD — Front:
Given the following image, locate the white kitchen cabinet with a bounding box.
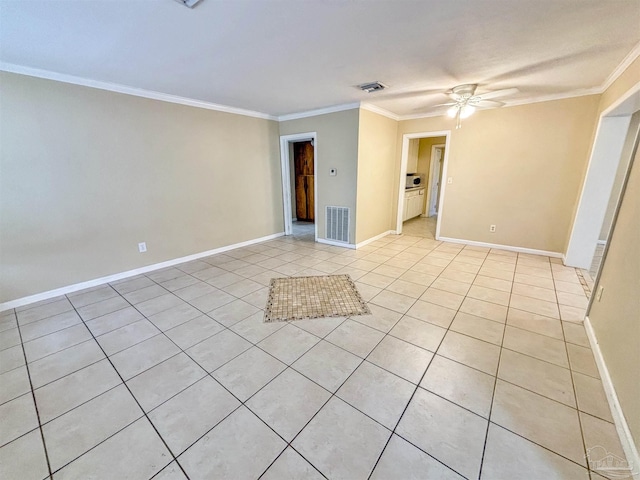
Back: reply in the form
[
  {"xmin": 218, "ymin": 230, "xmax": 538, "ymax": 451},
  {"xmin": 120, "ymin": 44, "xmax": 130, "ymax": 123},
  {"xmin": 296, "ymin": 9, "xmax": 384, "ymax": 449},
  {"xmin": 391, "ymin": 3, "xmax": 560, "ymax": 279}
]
[
  {"xmin": 407, "ymin": 139, "xmax": 419, "ymax": 173},
  {"xmin": 403, "ymin": 188, "xmax": 424, "ymax": 221}
]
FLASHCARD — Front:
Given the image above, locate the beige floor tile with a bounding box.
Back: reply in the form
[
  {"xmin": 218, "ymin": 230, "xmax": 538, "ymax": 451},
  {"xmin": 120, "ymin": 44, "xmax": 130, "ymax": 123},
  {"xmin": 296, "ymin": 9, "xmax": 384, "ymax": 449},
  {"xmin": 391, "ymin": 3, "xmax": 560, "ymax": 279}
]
[
  {"xmin": 581, "ymin": 412, "xmax": 629, "ymax": 479},
  {"xmin": 371, "ymin": 434, "xmax": 463, "ymax": 480},
  {"xmin": 337, "ymin": 361, "xmax": 414, "ymax": 429},
  {"xmin": 0, "ymin": 365, "xmax": 31, "ymax": 404},
  {"xmin": 0, "ymin": 345, "xmax": 26, "ymax": 374},
  {"xmin": 247, "ymin": 368, "xmax": 330, "ymax": 441},
  {"xmin": 17, "ymin": 298, "xmax": 74, "ymax": 326},
  {"xmin": 397, "ymin": 388, "xmax": 487, "ymax": 480},
  {"xmin": 293, "ymin": 397, "xmax": 390, "ymax": 480},
  {"xmin": 241, "ymin": 287, "xmax": 270, "ymax": 308},
  {"xmin": 449, "ymin": 261, "xmax": 482, "ymax": 275},
  {"xmin": 209, "ymin": 299, "xmax": 260, "ymax": 327},
  {"xmin": 450, "ymin": 312, "xmax": 504, "ymax": 345},
  {"xmin": 122, "ymin": 284, "xmax": 166, "ymax": 304},
  {"xmin": 149, "ymin": 376, "xmax": 240, "ymax": 454},
  {"xmin": 473, "ymin": 275, "xmax": 512, "ymax": 293},
  {"xmin": 24, "ymin": 324, "xmax": 93, "ymax": 363},
  {"xmin": 502, "ymin": 325, "xmax": 568, "ymax": 368},
  {"xmin": 53, "ymin": 417, "xmax": 171, "ymax": 479},
  {"xmin": 389, "ymin": 315, "xmax": 446, "ymax": 352},
  {"xmin": 563, "ymin": 321, "xmax": 590, "ymax": 347},
  {"xmin": 180, "ymin": 406, "xmax": 285, "ymax": 479},
  {"xmin": 164, "ymin": 315, "xmax": 224, "ymax": 350},
  {"xmin": 512, "ymin": 282, "xmax": 557, "ymax": 302},
  {"xmin": 325, "ymin": 319, "xmax": 385, "ymax": 358},
  {"xmin": 559, "ymin": 304, "xmax": 587, "ymax": 322},
  {"xmin": 421, "ymin": 355, "xmax": 495, "ymax": 418},
  {"xmin": 147, "ymin": 303, "xmax": 202, "ymax": 331},
  {"xmin": 35, "ymin": 359, "xmax": 121, "ymax": 424},
  {"xmin": 483, "ymin": 259, "xmax": 516, "ymax": 272},
  {"xmin": 0, "ymin": 429, "xmax": 49, "ymax": 480},
  {"xmin": 498, "ymin": 349, "xmax": 575, "ymax": 407},
  {"xmin": 0, "ymin": 393, "xmax": 39, "ymax": 447},
  {"xmin": 188, "ymin": 289, "xmax": 236, "ymax": 312},
  {"xmin": 386, "ymin": 279, "xmax": 429, "ymax": 298},
  {"xmin": 85, "ymin": 307, "xmax": 144, "ymax": 336},
  {"xmin": 367, "ymin": 335, "xmax": 433, "ymax": 384},
  {"xmin": 29, "ymin": 340, "xmax": 105, "ymax": 389},
  {"xmin": 261, "ymin": 447, "xmax": 324, "ymax": 480},
  {"xmin": 68, "ymin": 286, "xmax": 119, "ymax": 309},
  {"xmin": 459, "ymin": 297, "xmax": 508, "ymax": 323},
  {"xmin": 258, "ymin": 324, "xmax": 320, "ymax": 364},
  {"xmin": 513, "ymin": 272, "xmax": 555, "ymax": 290},
  {"xmin": 478, "ymin": 267, "xmax": 514, "ymax": 281},
  {"xmin": 405, "ymin": 300, "xmax": 456, "ymax": 328},
  {"xmin": 136, "ymin": 294, "xmax": 185, "ymax": 317},
  {"xmin": 212, "ymin": 347, "xmax": 286, "ymax": 401},
  {"xmin": 111, "ymin": 276, "xmax": 155, "ymax": 295},
  {"xmin": 292, "ymin": 316, "xmax": 346, "ymax": 338},
  {"xmin": 510, "ymin": 293, "xmax": 560, "ymax": 319},
  {"xmin": 110, "ymin": 335, "xmax": 180, "ymax": 380},
  {"xmin": 506, "ymin": 308, "xmax": 563, "ymax": 340},
  {"xmin": 351, "ymin": 304, "xmax": 402, "ymax": 333},
  {"xmin": 96, "ymin": 319, "xmax": 160, "ymax": 355},
  {"xmin": 516, "ymin": 264, "xmax": 553, "ymax": 279},
  {"xmin": 292, "ymin": 340, "xmax": 362, "ymax": 392},
  {"xmin": 567, "ymin": 343, "xmax": 600, "ymax": 378},
  {"xmin": 147, "ymin": 267, "xmax": 185, "ymax": 283},
  {"xmin": 420, "ymin": 288, "xmax": 465, "ymax": 310},
  {"xmin": 555, "ymin": 279, "xmax": 587, "ymax": 295},
  {"xmin": 430, "ymin": 277, "xmax": 472, "ymax": 296},
  {"xmin": 481, "ymin": 423, "xmax": 589, "ymax": 480},
  {"xmin": 466, "ymin": 285, "xmax": 510, "ymax": 306},
  {"xmin": 438, "ymin": 331, "xmax": 500, "ymax": 375},
  {"xmin": 20, "ymin": 311, "xmax": 81, "ymax": 343},
  {"xmin": 370, "ymin": 290, "xmax": 416, "ymax": 314},
  {"xmin": 573, "ymin": 371, "xmax": 613, "ymax": 422},
  {"xmin": 126, "ymin": 353, "xmax": 206, "ymax": 412},
  {"xmin": 491, "ymin": 379, "xmax": 585, "ymax": 466},
  {"xmin": 557, "ymin": 291, "xmax": 589, "ymax": 309},
  {"xmin": 186, "ymin": 329, "xmax": 251, "ymax": 372},
  {"xmin": 43, "ymin": 385, "xmax": 142, "ymax": 471},
  {"xmin": 160, "ymin": 274, "xmax": 201, "ymax": 292}
]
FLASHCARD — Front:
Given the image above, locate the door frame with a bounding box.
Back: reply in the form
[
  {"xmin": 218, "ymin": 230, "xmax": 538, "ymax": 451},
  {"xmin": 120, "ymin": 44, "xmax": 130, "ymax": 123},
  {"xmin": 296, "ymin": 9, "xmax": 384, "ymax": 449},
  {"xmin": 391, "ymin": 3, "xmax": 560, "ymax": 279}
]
[
  {"xmin": 396, "ymin": 131, "xmax": 451, "ymax": 238},
  {"xmin": 279, "ymin": 132, "xmax": 318, "ymax": 241},
  {"xmin": 427, "ymin": 144, "xmax": 445, "ymax": 217},
  {"xmin": 565, "ymin": 81, "xmax": 640, "ymax": 268}
]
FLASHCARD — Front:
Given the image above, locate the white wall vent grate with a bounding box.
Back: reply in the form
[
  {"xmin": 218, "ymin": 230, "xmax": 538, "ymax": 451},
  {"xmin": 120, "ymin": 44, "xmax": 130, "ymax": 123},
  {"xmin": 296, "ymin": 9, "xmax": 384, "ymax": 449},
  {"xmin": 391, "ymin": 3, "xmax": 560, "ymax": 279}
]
[{"xmin": 326, "ymin": 206, "xmax": 350, "ymax": 243}]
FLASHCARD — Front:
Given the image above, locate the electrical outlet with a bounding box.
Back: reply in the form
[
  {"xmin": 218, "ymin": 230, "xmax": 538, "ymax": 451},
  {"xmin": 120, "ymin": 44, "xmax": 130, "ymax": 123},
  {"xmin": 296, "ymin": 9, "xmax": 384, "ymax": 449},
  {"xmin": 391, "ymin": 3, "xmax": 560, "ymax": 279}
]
[
  {"xmin": 329, "ymin": 168, "xmax": 337, "ymax": 176},
  {"xmin": 597, "ymin": 285, "xmax": 604, "ymax": 301},
  {"xmin": 138, "ymin": 242, "xmax": 147, "ymax": 253},
  {"xmin": 489, "ymin": 225, "xmax": 496, "ymax": 233}
]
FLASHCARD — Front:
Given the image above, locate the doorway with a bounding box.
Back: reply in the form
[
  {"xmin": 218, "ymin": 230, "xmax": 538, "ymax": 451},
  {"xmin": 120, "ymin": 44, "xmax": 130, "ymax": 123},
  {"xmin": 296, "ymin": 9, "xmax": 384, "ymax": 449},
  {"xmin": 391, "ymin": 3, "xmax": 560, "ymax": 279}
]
[
  {"xmin": 397, "ymin": 132, "xmax": 451, "ymax": 238},
  {"xmin": 279, "ymin": 132, "xmax": 318, "ymax": 241}
]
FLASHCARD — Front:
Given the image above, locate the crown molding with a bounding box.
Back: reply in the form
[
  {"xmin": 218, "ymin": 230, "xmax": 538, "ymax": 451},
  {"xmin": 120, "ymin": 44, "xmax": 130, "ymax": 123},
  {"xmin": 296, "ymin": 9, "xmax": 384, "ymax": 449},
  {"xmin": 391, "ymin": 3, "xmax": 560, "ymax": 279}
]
[
  {"xmin": 359, "ymin": 102, "xmax": 400, "ymax": 121},
  {"xmin": 0, "ymin": 62, "xmax": 278, "ymax": 121},
  {"xmin": 600, "ymin": 41, "xmax": 640, "ymax": 93},
  {"xmin": 277, "ymin": 102, "xmax": 360, "ymax": 121}
]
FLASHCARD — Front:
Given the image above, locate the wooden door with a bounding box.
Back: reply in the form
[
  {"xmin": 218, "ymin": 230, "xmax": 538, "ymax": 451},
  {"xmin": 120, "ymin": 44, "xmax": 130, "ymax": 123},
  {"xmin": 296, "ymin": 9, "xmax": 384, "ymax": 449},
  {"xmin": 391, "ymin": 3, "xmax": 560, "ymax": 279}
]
[{"xmin": 294, "ymin": 141, "xmax": 315, "ymax": 222}]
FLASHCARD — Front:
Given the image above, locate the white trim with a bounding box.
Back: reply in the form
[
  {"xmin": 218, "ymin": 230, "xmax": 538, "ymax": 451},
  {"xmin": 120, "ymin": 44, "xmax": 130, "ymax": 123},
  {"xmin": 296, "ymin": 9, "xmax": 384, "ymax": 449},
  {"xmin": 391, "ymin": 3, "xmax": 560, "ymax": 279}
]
[
  {"xmin": 0, "ymin": 62, "xmax": 277, "ymax": 121},
  {"xmin": 601, "ymin": 41, "xmax": 640, "ymax": 93},
  {"xmin": 438, "ymin": 236, "xmax": 563, "ymax": 258},
  {"xmin": 0, "ymin": 232, "xmax": 284, "ymax": 311},
  {"xmin": 596, "ymin": 240, "xmax": 608, "ymax": 245},
  {"xmin": 360, "ymin": 103, "xmax": 400, "ymax": 121},
  {"xmin": 396, "ymin": 131, "xmax": 451, "ymax": 238},
  {"xmin": 316, "ymin": 238, "xmax": 356, "ymax": 249},
  {"xmin": 279, "ymin": 132, "xmax": 318, "ymax": 241},
  {"xmin": 428, "ymin": 144, "xmax": 445, "ymax": 217},
  {"xmin": 278, "ymin": 103, "xmax": 360, "ymax": 122},
  {"xmin": 584, "ymin": 316, "xmax": 640, "ymax": 480},
  {"xmin": 355, "ymin": 230, "xmax": 395, "ymax": 249}
]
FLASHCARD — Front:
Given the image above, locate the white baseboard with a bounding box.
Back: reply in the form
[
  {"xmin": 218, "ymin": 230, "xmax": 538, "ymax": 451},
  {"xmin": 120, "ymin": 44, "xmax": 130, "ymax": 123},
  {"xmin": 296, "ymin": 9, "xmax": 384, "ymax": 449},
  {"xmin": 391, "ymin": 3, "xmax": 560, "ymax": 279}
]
[
  {"xmin": 0, "ymin": 232, "xmax": 285, "ymax": 312},
  {"xmin": 355, "ymin": 230, "xmax": 395, "ymax": 249},
  {"xmin": 316, "ymin": 238, "xmax": 356, "ymax": 249},
  {"xmin": 584, "ymin": 316, "xmax": 640, "ymax": 480},
  {"xmin": 437, "ymin": 236, "xmax": 563, "ymax": 258}
]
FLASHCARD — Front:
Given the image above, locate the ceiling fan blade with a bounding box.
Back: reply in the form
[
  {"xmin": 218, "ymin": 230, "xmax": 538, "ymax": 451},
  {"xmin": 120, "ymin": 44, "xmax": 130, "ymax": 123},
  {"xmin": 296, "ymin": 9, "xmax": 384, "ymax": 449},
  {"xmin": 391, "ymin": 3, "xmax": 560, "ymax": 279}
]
[
  {"xmin": 432, "ymin": 102, "xmax": 457, "ymax": 107},
  {"xmin": 474, "ymin": 100, "xmax": 505, "ymax": 108},
  {"xmin": 477, "ymin": 87, "xmax": 519, "ymax": 100}
]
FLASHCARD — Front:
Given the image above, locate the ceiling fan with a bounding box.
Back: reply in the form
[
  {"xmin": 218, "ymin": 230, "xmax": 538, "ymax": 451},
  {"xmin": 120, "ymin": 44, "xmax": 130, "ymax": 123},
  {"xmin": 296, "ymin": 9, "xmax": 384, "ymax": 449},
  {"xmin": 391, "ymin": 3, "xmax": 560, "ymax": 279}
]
[{"xmin": 434, "ymin": 84, "xmax": 519, "ymax": 129}]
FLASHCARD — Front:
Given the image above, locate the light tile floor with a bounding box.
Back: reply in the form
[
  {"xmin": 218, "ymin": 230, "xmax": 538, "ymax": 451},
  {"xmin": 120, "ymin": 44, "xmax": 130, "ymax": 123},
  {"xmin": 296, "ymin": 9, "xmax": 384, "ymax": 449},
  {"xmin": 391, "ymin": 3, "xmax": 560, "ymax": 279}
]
[
  {"xmin": 402, "ymin": 215, "xmax": 437, "ymax": 239},
  {"xmin": 0, "ymin": 225, "xmax": 631, "ymax": 479}
]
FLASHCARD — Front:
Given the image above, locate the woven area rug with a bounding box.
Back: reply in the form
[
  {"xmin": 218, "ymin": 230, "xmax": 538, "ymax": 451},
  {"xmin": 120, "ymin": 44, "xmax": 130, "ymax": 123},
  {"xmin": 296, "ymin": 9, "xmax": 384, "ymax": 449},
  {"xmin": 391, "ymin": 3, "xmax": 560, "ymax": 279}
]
[{"xmin": 264, "ymin": 274, "xmax": 371, "ymax": 323}]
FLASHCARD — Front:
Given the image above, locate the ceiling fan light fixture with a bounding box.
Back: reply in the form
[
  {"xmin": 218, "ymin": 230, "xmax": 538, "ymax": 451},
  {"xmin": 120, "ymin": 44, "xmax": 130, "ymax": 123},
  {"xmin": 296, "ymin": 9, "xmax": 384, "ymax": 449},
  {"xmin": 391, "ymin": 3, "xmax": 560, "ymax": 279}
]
[
  {"xmin": 460, "ymin": 104, "xmax": 476, "ymax": 119},
  {"xmin": 447, "ymin": 106, "xmax": 458, "ymax": 118}
]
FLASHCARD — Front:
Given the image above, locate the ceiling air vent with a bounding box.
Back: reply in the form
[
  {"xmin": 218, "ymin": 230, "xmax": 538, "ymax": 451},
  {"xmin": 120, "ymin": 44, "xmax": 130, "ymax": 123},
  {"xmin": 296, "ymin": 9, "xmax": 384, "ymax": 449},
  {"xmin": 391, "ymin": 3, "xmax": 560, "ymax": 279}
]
[{"xmin": 358, "ymin": 82, "xmax": 388, "ymax": 93}]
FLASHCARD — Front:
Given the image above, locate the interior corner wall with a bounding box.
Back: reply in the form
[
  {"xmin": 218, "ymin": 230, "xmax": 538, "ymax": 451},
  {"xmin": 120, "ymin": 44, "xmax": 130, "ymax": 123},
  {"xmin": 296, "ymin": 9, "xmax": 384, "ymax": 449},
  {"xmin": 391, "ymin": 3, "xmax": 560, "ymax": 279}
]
[
  {"xmin": 588, "ymin": 144, "xmax": 640, "ymax": 451},
  {"xmin": 396, "ymin": 95, "xmax": 600, "ymax": 253},
  {"xmin": 279, "ymin": 109, "xmax": 360, "ymax": 243},
  {"xmin": 355, "ymin": 109, "xmax": 398, "ymax": 244},
  {"xmin": 0, "ymin": 72, "xmax": 283, "ymax": 303}
]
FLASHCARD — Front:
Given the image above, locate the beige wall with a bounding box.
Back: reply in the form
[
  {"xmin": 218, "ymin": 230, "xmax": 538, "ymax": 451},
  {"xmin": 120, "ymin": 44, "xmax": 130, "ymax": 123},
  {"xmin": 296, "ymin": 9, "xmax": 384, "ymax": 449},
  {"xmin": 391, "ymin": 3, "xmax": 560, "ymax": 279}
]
[
  {"xmin": 279, "ymin": 109, "xmax": 360, "ymax": 243},
  {"xmin": 396, "ymin": 95, "xmax": 600, "ymax": 253},
  {"xmin": 0, "ymin": 72, "xmax": 283, "ymax": 303},
  {"xmin": 589, "ymin": 145, "xmax": 640, "ymax": 448},
  {"xmin": 355, "ymin": 109, "xmax": 398, "ymax": 243}
]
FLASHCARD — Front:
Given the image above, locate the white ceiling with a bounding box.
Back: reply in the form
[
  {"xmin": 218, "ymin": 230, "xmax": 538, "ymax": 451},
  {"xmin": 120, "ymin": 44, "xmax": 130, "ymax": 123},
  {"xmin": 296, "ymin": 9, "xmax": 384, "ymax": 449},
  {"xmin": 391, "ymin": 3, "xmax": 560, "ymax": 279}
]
[{"xmin": 1, "ymin": 0, "xmax": 639, "ymax": 118}]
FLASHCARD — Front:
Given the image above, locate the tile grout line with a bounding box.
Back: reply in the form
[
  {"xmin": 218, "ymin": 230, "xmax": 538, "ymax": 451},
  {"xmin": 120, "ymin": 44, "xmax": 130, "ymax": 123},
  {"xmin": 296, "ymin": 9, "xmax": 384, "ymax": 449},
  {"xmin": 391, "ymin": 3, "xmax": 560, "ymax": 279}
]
[{"xmin": 14, "ymin": 314, "xmax": 54, "ymax": 480}]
